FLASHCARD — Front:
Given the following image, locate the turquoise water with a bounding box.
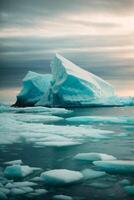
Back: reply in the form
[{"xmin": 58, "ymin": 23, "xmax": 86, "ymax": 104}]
[{"xmin": 0, "ymin": 105, "xmax": 134, "ymax": 200}]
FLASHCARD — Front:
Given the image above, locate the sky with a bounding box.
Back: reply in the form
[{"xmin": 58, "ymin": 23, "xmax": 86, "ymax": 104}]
[{"xmin": 0, "ymin": 0, "xmax": 134, "ymax": 102}]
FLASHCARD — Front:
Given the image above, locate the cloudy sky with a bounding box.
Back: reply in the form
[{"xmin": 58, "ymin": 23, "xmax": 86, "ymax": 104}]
[{"xmin": 0, "ymin": 0, "xmax": 134, "ymax": 100}]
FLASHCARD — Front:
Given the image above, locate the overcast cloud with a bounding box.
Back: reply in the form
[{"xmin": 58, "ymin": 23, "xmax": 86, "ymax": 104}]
[{"xmin": 0, "ymin": 0, "xmax": 134, "ymax": 95}]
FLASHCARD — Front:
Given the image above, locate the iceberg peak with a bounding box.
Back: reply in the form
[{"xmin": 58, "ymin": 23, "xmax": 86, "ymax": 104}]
[{"xmin": 14, "ymin": 54, "xmax": 115, "ymax": 107}]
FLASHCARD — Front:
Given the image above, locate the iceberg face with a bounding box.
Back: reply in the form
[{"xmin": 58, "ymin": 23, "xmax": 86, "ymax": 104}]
[
  {"xmin": 14, "ymin": 71, "xmax": 52, "ymax": 107},
  {"xmin": 47, "ymin": 54, "xmax": 115, "ymax": 107},
  {"xmin": 14, "ymin": 54, "xmax": 115, "ymax": 107}
]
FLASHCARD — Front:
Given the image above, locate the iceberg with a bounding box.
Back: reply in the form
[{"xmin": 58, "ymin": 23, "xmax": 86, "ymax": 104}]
[
  {"xmin": 38, "ymin": 54, "xmax": 115, "ymax": 107},
  {"xmin": 53, "ymin": 195, "xmax": 73, "ymax": 200},
  {"xmin": 14, "ymin": 54, "xmax": 115, "ymax": 107},
  {"xmin": 14, "ymin": 71, "xmax": 52, "ymax": 107},
  {"xmin": 66, "ymin": 116, "xmax": 134, "ymax": 125}
]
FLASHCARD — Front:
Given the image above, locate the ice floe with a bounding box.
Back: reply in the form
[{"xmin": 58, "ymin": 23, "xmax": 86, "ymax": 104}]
[
  {"xmin": 93, "ymin": 160, "xmax": 134, "ymax": 174},
  {"xmin": 41, "ymin": 169, "xmax": 83, "ymax": 185},
  {"xmin": 66, "ymin": 116, "xmax": 134, "ymax": 125},
  {"xmin": 5, "ymin": 181, "xmax": 37, "ymax": 188},
  {"xmin": 89, "ymin": 182, "xmax": 112, "ymax": 189},
  {"xmin": 0, "ymin": 113, "xmax": 116, "ymax": 146},
  {"xmin": 124, "ymin": 185, "xmax": 134, "ymax": 195},
  {"xmin": 0, "ymin": 104, "xmax": 72, "ymax": 115},
  {"xmin": 119, "ymin": 179, "xmax": 130, "ymax": 186},
  {"xmin": 81, "ymin": 168, "xmax": 106, "ymax": 180},
  {"xmin": 4, "ymin": 165, "xmax": 34, "ymax": 179},
  {"xmin": 52, "ymin": 194, "xmax": 73, "ymax": 200},
  {"xmin": 74, "ymin": 153, "xmax": 116, "ymax": 162},
  {"xmin": 4, "ymin": 160, "xmax": 23, "ymax": 165}
]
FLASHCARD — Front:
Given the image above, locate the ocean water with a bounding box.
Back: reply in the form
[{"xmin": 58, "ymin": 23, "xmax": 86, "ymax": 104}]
[{"xmin": 0, "ymin": 104, "xmax": 134, "ymax": 200}]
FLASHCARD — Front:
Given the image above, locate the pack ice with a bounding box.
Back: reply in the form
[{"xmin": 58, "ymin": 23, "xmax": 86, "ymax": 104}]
[{"xmin": 14, "ymin": 54, "xmax": 115, "ymax": 107}]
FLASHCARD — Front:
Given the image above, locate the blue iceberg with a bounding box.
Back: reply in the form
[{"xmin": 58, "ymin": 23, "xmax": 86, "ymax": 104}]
[{"xmin": 14, "ymin": 54, "xmax": 116, "ymax": 107}]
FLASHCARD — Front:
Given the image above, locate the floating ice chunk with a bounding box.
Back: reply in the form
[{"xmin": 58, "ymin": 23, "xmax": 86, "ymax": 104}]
[
  {"xmin": 36, "ymin": 141, "xmax": 81, "ymax": 147},
  {"xmin": 0, "ymin": 104, "xmax": 72, "ymax": 116},
  {"xmin": 93, "ymin": 160, "xmax": 134, "ymax": 174},
  {"xmin": 124, "ymin": 185, "xmax": 134, "ymax": 195},
  {"xmin": 41, "ymin": 169, "xmax": 83, "ymax": 185},
  {"xmin": 34, "ymin": 189, "xmax": 48, "ymax": 195},
  {"xmin": 119, "ymin": 179, "xmax": 130, "ymax": 186},
  {"xmin": 16, "ymin": 114, "xmax": 63, "ymax": 124},
  {"xmin": 21, "ymin": 187, "xmax": 34, "ymax": 193},
  {"xmin": 74, "ymin": 153, "xmax": 116, "ymax": 162},
  {"xmin": 4, "ymin": 165, "xmax": 34, "ymax": 179},
  {"xmin": 4, "ymin": 160, "xmax": 23, "ymax": 165},
  {"xmin": 5, "ymin": 181, "xmax": 37, "ymax": 190},
  {"xmin": 10, "ymin": 188, "xmax": 27, "ymax": 195},
  {"xmin": 52, "ymin": 194, "xmax": 73, "ymax": 200},
  {"xmin": 81, "ymin": 168, "xmax": 106, "ymax": 180},
  {"xmin": 89, "ymin": 182, "xmax": 112, "ymax": 189},
  {"xmin": 30, "ymin": 176, "xmax": 44, "ymax": 182},
  {"xmin": 0, "ymin": 191, "xmax": 7, "ymax": 200},
  {"xmin": 14, "ymin": 71, "xmax": 52, "ymax": 107},
  {"xmin": 66, "ymin": 116, "xmax": 134, "ymax": 125}
]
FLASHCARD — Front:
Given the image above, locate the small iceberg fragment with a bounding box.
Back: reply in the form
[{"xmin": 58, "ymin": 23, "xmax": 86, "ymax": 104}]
[
  {"xmin": 36, "ymin": 141, "xmax": 81, "ymax": 147},
  {"xmin": 119, "ymin": 179, "xmax": 130, "ymax": 186},
  {"xmin": 4, "ymin": 165, "xmax": 34, "ymax": 179},
  {"xmin": 5, "ymin": 181, "xmax": 37, "ymax": 188},
  {"xmin": 16, "ymin": 114, "xmax": 63, "ymax": 124},
  {"xmin": 10, "ymin": 188, "xmax": 24, "ymax": 195},
  {"xmin": 26, "ymin": 189, "xmax": 48, "ymax": 198},
  {"xmin": 41, "ymin": 169, "xmax": 83, "ymax": 185},
  {"xmin": 4, "ymin": 160, "xmax": 23, "ymax": 165},
  {"xmin": 93, "ymin": 160, "xmax": 134, "ymax": 174},
  {"xmin": 74, "ymin": 153, "xmax": 116, "ymax": 162},
  {"xmin": 53, "ymin": 194, "xmax": 73, "ymax": 200},
  {"xmin": 34, "ymin": 189, "xmax": 48, "ymax": 195},
  {"xmin": 124, "ymin": 185, "xmax": 134, "ymax": 195},
  {"xmin": 89, "ymin": 182, "xmax": 112, "ymax": 189},
  {"xmin": 81, "ymin": 168, "xmax": 106, "ymax": 180}
]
